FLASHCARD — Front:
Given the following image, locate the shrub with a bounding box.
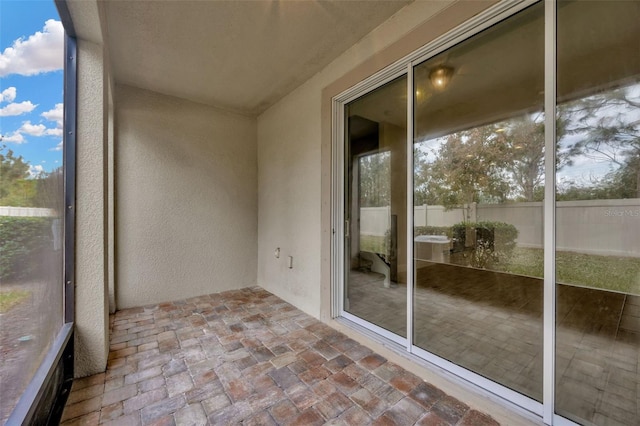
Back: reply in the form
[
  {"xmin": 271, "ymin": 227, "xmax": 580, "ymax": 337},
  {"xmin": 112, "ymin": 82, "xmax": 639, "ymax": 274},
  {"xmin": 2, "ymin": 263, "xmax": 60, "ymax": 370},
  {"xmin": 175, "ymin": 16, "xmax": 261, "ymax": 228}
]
[
  {"xmin": 0, "ymin": 216, "xmax": 51, "ymax": 281},
  {"xmin": 450, "ymin": 221, "xmax": 518, "ymax": 269}
]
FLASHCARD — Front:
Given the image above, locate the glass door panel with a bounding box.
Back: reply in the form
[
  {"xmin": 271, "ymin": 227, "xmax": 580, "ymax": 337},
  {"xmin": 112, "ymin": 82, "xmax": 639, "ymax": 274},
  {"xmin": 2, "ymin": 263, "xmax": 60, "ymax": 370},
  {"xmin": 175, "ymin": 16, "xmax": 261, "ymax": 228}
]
[
  {"xmin": 555, "ymin": 1, "xmax": 640, "ymax": 424},
  {"xmin": 344, "ymin": 75, "xmax": 407, "ymax": 337},
  {"xmin": 412, "ymin": 3, "xmax": 544, "ymax": 401}
]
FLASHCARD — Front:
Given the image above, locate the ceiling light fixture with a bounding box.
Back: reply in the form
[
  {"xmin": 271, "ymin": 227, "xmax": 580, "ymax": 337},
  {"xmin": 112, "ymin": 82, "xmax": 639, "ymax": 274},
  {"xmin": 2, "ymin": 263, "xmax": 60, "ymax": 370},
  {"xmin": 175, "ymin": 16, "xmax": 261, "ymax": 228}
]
[{"xmin": 429, "ymin": 65, "xmax": 454, "ymax": 90}]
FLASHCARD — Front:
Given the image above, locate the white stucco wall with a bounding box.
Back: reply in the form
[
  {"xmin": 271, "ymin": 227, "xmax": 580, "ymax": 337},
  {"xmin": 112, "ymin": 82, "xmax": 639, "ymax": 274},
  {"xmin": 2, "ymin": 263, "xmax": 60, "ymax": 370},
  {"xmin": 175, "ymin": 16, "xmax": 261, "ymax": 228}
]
[
  {"xmin": 75, "ymin": 39, "xmax": 109, "ymax": 377},
  {"xmin": 256, "ymin": 0, "xmax": 457, "ymax": 317},
  {"xmin": 115, "ymin": 85, "xmax": 257, "ymax": 309},
  {"xmin": 257, "ymin": 84, "xmax": 323, "ymax": 316}
]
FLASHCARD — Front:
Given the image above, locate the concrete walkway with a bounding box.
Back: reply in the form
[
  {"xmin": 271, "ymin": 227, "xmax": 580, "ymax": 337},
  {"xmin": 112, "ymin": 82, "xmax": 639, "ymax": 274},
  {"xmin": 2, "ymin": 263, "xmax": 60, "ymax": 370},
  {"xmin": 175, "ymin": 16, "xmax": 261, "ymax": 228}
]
[{"xmin": 60, "ymin": 287, "xmax": 499, "ymax": 425}]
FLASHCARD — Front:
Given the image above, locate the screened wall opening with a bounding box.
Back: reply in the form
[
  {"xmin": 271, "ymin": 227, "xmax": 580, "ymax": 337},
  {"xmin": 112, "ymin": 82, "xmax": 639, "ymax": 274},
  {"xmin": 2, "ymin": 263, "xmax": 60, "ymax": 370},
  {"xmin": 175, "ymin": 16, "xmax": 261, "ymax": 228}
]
[
  {"xmin": 333, "ymin": 1, "xmax": 640, "ymax": 424},
  {"xmin": 0, "ymin": 4, "xmax": 67, "ymax": 423},
  {"xmin": 0, "ymin": 1, "xmax": 76, "ymax": 423}
]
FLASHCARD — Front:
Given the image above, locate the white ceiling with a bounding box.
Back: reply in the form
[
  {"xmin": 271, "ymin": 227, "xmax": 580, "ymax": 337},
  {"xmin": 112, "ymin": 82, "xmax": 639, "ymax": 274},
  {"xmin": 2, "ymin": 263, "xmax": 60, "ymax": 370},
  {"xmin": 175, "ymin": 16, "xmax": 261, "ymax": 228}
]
[{"xmin": 95, "ymin": 0, "xmax": 412, "ymax": 116}]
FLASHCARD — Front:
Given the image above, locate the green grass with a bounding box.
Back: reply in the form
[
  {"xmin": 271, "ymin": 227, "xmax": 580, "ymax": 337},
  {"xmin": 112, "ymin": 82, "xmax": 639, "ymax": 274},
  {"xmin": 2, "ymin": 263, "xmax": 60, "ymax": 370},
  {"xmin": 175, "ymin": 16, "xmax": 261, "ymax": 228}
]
[
  {"xmin": 0, "ymin": 290, "xmax": 30, "ymax": 313},
  {"xmin": 359, "ymin": 234, "xmax": 640, "ymax": 294},
  {"xmin": 505, "ymin": 247, "xmax": 640, "ymax": 294},
  {"xmin": 360, "ymin": 234, "xmax": 387, "ymax": 255}
]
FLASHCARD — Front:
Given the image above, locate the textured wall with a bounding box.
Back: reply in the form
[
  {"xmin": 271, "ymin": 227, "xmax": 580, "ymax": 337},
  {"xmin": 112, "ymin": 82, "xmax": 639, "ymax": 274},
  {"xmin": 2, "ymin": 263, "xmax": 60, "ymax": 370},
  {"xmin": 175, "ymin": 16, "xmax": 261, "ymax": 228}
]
[
  {"xmin": 256, "ymin": 1, "xmax": 456, "ymax": 317},
  {"xmin": 75, "ymin": 39, "xmax": 109, "ymax": 377},
  {"xmin": 115, "ymin": 85, "xmax": 257, "ymax": 309},
  {"xmin": 257, "ymin": 84, "xmax": 323, "ymax": 316}
]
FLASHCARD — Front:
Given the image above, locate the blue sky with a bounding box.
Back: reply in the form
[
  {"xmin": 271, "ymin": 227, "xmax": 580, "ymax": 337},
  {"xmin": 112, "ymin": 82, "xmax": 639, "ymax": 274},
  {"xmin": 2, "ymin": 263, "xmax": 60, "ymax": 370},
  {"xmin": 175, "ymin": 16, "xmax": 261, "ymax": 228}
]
[{"xmin": 0, "ymin": 0, "xmax": 64, "ymax": 175}]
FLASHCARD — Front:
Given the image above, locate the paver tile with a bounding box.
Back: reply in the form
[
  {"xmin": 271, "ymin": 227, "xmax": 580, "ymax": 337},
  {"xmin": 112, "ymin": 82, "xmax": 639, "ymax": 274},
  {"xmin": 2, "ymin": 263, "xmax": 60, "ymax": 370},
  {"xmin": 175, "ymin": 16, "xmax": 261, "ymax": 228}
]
[
  {"xmin": 101, "ymin": 383, "xmax": 137, "ymax": 407},
  {"xmin": 66, "ymin": 383, "xmax": 104, "ymax": 405},
  {"xmin": 315, "ymin": 391, "xmax": 354, "ymax": 419},
  {"xmin": 284, "ymin": 407, "xmax": 325, "ymax": 426},
  {"xmin": 174, "ymin": 403, "xmax": 207, "ymax": 425},
  {"xmin": 244, "ymin": 409, "xmax": 277, "ymax": 426},
  {"xmin": 459, "ymin": 409, "xmax": 500, "ymax": 426},
  {"xmin": 409, "ymin": 382, "xmax": 445, "ymax": 409},
  {"xmin": 201, "ymin": 393, "xmax": 231, "ymax": 415},
  {"xmin": 269, "ymin": 399, "xmax": 299, "ymax": 423},
  {"xmin": 61, "ymin": 396, "xmax": 102, "ymax": 422},
  {"xmin": 59, "ymin": 411, "xmax": 101, "ymax": 426},
  {"xmin": 123, "ymin": 388, "xmax": 168, "ymax": 414},
  {"xmin": 61, "ymin": 287, "xmax": 502, "ymax": 426},
  {"xmin": 100, "ymin": 402, "xmax": 124, "ymax": 423},
  {"xmin": 430, "ymin": 395, "xmax": 470, "ymax": 424}
]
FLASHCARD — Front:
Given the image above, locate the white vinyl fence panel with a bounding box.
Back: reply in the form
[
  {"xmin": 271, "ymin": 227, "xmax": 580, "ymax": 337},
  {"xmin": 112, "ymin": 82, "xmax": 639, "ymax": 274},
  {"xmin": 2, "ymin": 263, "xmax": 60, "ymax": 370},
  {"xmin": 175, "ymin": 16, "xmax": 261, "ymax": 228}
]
[
  {"xmin": 361, "ymin": 199, "xmax": 640, "ymax": 257},
  {"xmin": 360, "ymin": 206, "xmax": 390, "ymax": 236},
  {"xmin": 0, "ymin": 206, "xmax": 55, "ymax": 217}
]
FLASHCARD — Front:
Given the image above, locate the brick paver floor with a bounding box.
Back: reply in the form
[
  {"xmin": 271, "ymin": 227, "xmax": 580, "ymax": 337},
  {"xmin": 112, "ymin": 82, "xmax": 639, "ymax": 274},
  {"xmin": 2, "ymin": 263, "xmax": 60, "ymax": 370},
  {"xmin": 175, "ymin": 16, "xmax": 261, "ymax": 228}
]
[
  {"xmin": 60, "ymin": 287, "xmax": 499, "ymax": 425},
  {"xmin": 347, "ymin": 264, "xmax": 640, "ymax": 426}
]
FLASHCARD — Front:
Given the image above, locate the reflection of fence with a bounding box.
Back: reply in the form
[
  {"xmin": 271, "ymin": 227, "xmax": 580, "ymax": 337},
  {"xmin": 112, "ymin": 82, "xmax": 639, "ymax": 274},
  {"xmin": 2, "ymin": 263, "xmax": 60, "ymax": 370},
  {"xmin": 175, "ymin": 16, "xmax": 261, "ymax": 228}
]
[
  {"xmin": 361, "ymin": 199, "xmax": 640, "ymax": 257},
  {"xmin": 0, "ymin": 206, "xmax": 55, "ymax": 217},
  {"xmin": 360, "ymin": 206, "xmax": 390, "ymax": 236}
]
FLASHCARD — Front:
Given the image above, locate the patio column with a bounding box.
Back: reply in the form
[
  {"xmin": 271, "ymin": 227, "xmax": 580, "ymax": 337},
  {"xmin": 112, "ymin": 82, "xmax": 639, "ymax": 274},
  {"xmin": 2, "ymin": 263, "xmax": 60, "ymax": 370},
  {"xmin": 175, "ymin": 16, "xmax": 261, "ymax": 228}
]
[{"xmin": 74, "ymin": 38, "xmax": 109, "ymax": 377}]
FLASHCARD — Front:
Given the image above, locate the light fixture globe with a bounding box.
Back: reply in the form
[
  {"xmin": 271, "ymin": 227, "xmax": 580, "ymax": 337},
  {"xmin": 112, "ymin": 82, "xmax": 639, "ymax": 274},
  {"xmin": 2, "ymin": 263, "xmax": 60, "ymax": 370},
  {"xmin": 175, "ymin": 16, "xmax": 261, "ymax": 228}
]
[{"xmin": 429, "ymin": 65, "xmax": 454, "ymax": 90}]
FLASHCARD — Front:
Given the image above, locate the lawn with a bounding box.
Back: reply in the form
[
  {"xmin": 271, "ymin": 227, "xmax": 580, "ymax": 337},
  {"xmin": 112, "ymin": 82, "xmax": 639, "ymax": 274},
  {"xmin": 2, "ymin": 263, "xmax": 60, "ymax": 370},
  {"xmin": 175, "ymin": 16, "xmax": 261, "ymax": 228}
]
[
  {"xmin": 360, "ymin": 234, "xmax": 387, "ymax": 255},
  {"xmin": 360, "ymin": 233, "xmax": 640, "ymax": 295},
  {"xmin": 505, "ymin": 247, "xmax": 640, "ymax": 294},
  {"xmin": 0, "ymin": 290, "xmax": 30, "ymax": 313}
]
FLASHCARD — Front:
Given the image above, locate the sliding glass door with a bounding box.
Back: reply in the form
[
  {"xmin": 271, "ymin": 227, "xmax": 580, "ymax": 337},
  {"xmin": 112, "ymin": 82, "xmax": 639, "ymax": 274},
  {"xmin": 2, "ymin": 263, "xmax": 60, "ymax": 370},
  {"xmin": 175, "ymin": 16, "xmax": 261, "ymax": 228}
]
[
  {"xmin": 343, "ymin": 75, "xmax": 408, "ymax": 339},
  {"xmin": 412, "ymin": 2, "xmax": 544, "ymax": 402},
  {"xmin": 555, "ymin": 1, "xmax": 640, "ymax": 424},
  {"xmin": 335, "ymin": 1, "xmax": 639, "ymax": 423}
]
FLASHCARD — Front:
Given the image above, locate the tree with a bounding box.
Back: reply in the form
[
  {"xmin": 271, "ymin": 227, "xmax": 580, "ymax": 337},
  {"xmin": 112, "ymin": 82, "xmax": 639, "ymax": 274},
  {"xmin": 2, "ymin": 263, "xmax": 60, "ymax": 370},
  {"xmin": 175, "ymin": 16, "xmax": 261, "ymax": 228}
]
[
  {"xmin": 495, "ymin": 109, "xmax": 573, "ymax": 202},
  {"xmin": 358, "ymin": 151, "xmax": 390, "ymax": 207},
  {"xmin": 0, "ymin": 145, "xmax": 37, "ymax": 207},
  {"xmin": 34, "ymin": 166, "xmax": 64, "ymax": 211},
  {"xmin": 428, "ymin": 124, "xmax": 511, "ymax": 216},
  {"xmin": 561, "ymin": 87, "xmax": 640, "ymax": 199},
  {"xmin": 416, "ymin": 113, "xmax": 564, "ymax": 207},
  {"xmin": 558, "ymin": 148, "xmax": 640, "ymax": 200},
  {"xmin": 412, "ymin": 85, "xmax": 639, "ymax": 205},
  {"xmin": 497, "ymin": 115, "xmax": 545, "ymax": 202},
  {"xmin": 413, "ymin": 146, "xmax": 440, "ymax": 206}
]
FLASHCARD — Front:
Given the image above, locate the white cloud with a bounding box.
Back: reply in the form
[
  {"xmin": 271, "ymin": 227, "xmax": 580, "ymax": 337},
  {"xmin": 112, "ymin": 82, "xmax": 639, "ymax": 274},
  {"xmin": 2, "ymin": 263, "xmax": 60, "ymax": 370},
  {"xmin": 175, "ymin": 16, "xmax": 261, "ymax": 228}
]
[
  {"xmin": 0, "ymin": 100, "xmax": 37, "ymax": 116},
  {"xmin": 50, "ymin": 141, "xmax": 63, "ymax": 151},
  {"xmin": 17, "ymin": 121, "xmax": 61, "ymax": 137},
  {"xmin": 28, "ymin": 164, "xmax": 44, "ymax": 178},
  {"xmin": 42, "ymin": 103, "xmax": 63, "ymax": 126},
  {"xmin": 0, "ymin": 132, "xmax": 25, "ymax": 143},
  {"xmin": 0, "ymin": 20, "xmax": 64, "ymax": 77},
  {"xmin": 41, "ymin": 103, "xmax": 64, "ymax": 137},
  {"xmin": 0, "ymin": 87, "xmax": 16, "ymax": 103},
  {"xmin": 1, "ymin": 102, "xmax": 63, "ymax": 144},
  {"xmin": 19, "ymin": 121, "xmax": 47, "ymax": 136}
]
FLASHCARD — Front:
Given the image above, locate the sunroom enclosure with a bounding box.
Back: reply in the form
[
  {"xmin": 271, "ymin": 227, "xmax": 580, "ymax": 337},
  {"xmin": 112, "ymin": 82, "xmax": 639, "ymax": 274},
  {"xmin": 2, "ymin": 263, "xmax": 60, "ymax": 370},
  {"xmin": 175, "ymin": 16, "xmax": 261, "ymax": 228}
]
[{"xmin": 333, "ymin": 1, "xmax": 640, "ymax": 425}]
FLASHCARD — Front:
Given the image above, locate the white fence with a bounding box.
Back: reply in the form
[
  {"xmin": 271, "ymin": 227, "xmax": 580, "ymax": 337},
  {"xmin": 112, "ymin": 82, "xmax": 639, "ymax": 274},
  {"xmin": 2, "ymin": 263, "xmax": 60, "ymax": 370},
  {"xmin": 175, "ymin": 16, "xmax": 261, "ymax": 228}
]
[
  {"xmin": 360, "ymin": 207, "xmax": 390, "ymax": 236},
  {"xmin": 0, "ymin": 206, "xmax": 55, "ymax": 217},
  {"xmin": 361, "ymin": 198, "xmax": 640, "ymax": 257}
]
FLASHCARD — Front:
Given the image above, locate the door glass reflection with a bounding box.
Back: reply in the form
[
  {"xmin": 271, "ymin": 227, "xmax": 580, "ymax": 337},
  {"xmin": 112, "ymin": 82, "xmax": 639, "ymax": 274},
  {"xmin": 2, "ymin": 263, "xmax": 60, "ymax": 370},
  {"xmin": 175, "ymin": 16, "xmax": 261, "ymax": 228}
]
[
  {"xmin": 413, "ymin": 3, "xmax": 544, "ymax": 401},
  {"xmin": 555, "ymin": 1, "xmax": 640, "ymax": 424},
  {"xmin": 344, "ymin": 76, "xmax": 407, "ymax": 337}
]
